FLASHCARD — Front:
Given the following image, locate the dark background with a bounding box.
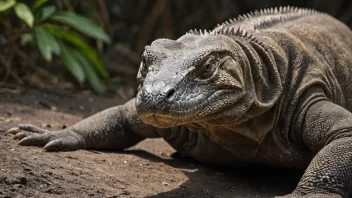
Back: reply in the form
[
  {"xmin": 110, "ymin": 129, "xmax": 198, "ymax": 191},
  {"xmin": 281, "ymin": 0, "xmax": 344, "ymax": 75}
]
[{"xmin": 105, "ymin": 0, "xmax": 352, "ymax": 55}]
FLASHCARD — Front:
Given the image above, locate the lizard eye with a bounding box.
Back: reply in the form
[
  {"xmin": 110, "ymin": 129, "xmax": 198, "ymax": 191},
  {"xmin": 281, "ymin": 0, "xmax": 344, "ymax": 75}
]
[
  {"xmin": 204, "ymin": 62, "xmax": 212, "ymax": 72},
  {"xmin": 197, "ymin": 56, "xmax": 217, "ymax": 80}
]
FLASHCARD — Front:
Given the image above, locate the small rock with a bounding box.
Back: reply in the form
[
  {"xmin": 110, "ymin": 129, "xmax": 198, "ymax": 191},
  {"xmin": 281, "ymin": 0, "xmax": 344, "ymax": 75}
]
[
  {"xmin": 45, "ymin": 171, "xmax": 53, "ymax": 175},
  {"xmin": 106, "ymin": 195, "xmax": 118, "ymax": 198},
  {"xmin": 5, "ymin": 174, "xmax": 27, "ymax": 185},
  {"xmin": 41, "ymin": 123, "xmax": 51, "ymax": 128},
  {"xmin": 44, "ymin": 181, "xmax": 52, "ymax": 185},
  {"xmin": 14, "ymin": 184, "xmax": 23, "ymax": 188},
  {"xmin": 45, "ymin": 188, "xmax": 55, "ymax": 193},
  {"xmin": 162, "ymin": 182, "xmax": 169, "ymax": 186},
  {"xmin": 120, "ymin": 191, "xmax": 131, "ymax": 195}
]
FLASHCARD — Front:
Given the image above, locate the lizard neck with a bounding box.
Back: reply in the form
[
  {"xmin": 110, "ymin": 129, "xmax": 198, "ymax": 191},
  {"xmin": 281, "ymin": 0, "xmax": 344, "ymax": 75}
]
[{"xmin": 206, "ymin": 37, "xmax": 285, "ymax": 126}]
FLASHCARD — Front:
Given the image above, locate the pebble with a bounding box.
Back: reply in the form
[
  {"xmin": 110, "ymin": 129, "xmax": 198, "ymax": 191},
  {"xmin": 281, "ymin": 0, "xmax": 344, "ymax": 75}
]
[
  {"xmin": 106, "ymin": 195, "xmax": 118, "ymax": 198},
  {"xmin": 23, "ymin": 168, "xmax": 31, "ymax": 172},
  {"xmin": 5, "ymin": 174, "xmax": 27, "ymax": 185}
]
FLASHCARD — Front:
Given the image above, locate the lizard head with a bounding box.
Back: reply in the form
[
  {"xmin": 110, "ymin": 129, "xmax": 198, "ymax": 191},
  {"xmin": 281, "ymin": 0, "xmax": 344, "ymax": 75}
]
[{"xmin": 135, "ymin": 34, "xmax": 248, "ymax": 128}]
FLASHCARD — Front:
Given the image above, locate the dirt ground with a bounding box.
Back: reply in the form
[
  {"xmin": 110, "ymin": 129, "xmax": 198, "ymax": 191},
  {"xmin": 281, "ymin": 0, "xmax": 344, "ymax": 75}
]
[{"xmin": 0, "ymin": 87, "xmax": 303, "ymax": 198}]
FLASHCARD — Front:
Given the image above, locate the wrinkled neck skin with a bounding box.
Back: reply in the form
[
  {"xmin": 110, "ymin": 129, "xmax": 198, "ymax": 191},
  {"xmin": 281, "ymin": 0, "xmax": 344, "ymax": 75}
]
[
  {"xmin": 208, "ymin": 37, "xmax": 284, "ymax": 126},
  {"xmin": 136, "ymin": 34, "xmax": 284, "ymax": 132}
]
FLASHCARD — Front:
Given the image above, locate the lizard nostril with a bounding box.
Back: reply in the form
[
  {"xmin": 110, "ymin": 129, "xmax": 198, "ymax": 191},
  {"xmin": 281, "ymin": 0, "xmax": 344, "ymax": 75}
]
[{"xmin": 163, "ymin": 87, "xmax": 176, "ymax": 102}]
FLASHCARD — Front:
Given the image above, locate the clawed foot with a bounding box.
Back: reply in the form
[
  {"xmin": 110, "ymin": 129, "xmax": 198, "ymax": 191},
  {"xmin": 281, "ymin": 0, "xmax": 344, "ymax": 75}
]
[{"xmin": 5, "ymin": 124, "xmax": 86, "ymax": 151}]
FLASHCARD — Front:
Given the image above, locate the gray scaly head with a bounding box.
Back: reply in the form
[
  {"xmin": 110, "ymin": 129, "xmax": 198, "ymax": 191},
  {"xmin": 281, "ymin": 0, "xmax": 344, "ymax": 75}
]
[{"xmin": 135, "ymin": 34, "xmax": 252, "ymax": 128}]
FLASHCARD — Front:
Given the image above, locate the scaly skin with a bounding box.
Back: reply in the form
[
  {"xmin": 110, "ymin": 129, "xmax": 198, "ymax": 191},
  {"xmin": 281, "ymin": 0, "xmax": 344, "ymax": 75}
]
[{"xmin": 6, "ymin": 6, "xmax": 352, "ymax": 197}]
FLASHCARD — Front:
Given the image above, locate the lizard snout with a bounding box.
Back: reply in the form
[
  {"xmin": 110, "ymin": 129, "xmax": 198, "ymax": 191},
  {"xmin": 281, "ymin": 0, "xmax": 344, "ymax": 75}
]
[{"xmin": 136, "ymin": 81, "xmax": 177, "ymax": 118}]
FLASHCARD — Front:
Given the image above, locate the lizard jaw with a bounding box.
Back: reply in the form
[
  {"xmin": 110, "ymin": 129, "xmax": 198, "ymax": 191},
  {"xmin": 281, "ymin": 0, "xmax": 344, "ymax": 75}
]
[{"xmin": 137, "ymin": 89, "xmax": 244, "ymax": 128}]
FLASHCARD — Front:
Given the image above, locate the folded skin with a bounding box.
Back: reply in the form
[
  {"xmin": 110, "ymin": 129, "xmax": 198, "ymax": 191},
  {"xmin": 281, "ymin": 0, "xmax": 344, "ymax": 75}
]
[{"xmin": 7, "ymin": 7, "xmax": 352, "ymax": 197}]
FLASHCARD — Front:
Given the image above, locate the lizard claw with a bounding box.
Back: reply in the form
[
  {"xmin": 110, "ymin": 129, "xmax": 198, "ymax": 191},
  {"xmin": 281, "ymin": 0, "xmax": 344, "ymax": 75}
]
[{"xmin": 5, "ymin": 127, "xmax": 20, "ymax": 135}]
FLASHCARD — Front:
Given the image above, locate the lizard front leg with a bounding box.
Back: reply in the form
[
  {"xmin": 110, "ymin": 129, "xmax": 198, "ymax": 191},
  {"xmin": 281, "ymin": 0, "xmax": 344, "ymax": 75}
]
[
  {"xmin": 6, "ymin": 99, "xmax": 163, "ymax": 151},
  {"xmin": 279, "ymin": 100, "xmax": 352, "ymax": 198}
]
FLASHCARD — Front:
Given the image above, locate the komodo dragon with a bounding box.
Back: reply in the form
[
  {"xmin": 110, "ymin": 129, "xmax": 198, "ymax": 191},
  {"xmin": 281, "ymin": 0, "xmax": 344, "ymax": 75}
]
[{"xmin": 6, "ymin": 6, "xmax": 352, "ymax": 197}]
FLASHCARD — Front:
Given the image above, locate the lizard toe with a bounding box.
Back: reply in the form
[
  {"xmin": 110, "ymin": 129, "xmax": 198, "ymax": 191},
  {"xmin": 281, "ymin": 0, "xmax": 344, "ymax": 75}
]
[
  {"xmin": 18, "ymin": 124, "xmax": 47, "ymax": 133},
  {"xmin": 13, "ymin": 131, "xmax": 34, "ymax": 140},
  {"xmin": 18, "ymin": 133, "xmax": 53, "ymax": 147},
  {"xmin": 43, "ymin": 138, "xmax": 83, "ymax": 152}
]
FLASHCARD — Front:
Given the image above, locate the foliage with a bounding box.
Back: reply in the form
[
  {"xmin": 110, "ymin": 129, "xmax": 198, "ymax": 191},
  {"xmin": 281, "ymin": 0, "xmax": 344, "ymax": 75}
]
[{"xmin": 0, "ymin": 0, "xmax": 111, "ymax": 94}]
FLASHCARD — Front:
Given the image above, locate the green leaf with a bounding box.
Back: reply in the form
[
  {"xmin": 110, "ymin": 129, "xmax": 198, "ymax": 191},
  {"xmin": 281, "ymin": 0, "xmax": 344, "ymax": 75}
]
[
  {"xmin": 72, "ymin": 50, "xmax": 106, "ymax": 94},
  {"xmin": 35, "ymin": 5, "xmax": 55, "ymax": 22},
  {"xmin": 50, "ymin": 12, "xmax": 111, "ymax": 43},
  {"xmin": 34, "ymin": 26, "xmax": 60, "ymax": 62},
  {"xmin": 0, "ymin": 0, "xmax": 16, "ymax": 12},
  {"xmin": 33, "ymin": 0, "xmax": 48, "ymax": 9},
  {"xmin": 58, "ymin": 41, "xmax": 86, "ymax": 84},
  {"xmin": 20, "ymin": 32, "xmax": 34, "ymax": 46},
  {"xmin": 14, "ymin": 3, "xmax": 34, "ymax": 27},
  {"xmin": 42, "ymin": 23, "xmax": 109, "ymax": 78}
]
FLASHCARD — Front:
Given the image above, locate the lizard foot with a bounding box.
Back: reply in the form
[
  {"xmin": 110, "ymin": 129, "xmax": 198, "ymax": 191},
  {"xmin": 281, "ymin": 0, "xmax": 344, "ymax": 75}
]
[{"xmin": 6, "ymin": 124, "xmax": 86, "ymax": 151}]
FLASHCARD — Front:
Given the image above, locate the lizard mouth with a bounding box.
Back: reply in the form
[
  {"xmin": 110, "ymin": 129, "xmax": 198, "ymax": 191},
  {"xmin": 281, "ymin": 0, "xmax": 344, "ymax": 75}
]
[{"xmin": 139, "ymin": 89, "xmax": 244, "ymax": 127}]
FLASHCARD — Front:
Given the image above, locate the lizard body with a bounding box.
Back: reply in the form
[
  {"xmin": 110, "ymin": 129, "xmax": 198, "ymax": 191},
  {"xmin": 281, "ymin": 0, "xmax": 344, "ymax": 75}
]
[{"xmin": 7, "ymin": 7, "xmax": 352, "ymax": 197}]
